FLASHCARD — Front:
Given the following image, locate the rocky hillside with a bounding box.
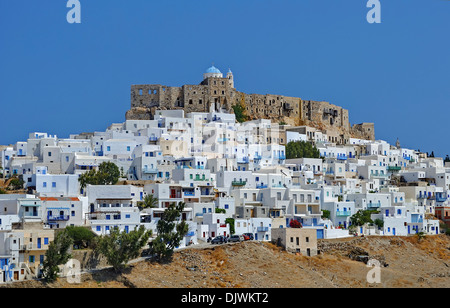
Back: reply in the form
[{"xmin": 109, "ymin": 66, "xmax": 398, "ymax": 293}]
[{"xmin": 4, "ymin": 235, "xmax": 450, "ymax": 288}]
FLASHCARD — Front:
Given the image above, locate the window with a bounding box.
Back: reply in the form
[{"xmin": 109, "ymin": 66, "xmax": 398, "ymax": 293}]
[
  {"xmin": 127, "ymin": 146, "xmax": 131, "ymax": 151},
  {"xmin": 52, "ymin": 182, "xmax": 56, "ymax": 188},
  {"xmin": 96, "ymin": 226, "xmax": 101, "ymax": 232},
  {"xmin": 43, "ymin": 182, "xmax": 47, "ymax": 188},
  {"xmin": 29, "ymin": 256, "xmax": 35, "ymax": 263},
  {"xmin": 71, "ymin": 211, "xmax": 75, "ymax": 217},
  {"xmin": 44, "ymin": 238, "xmax": 49, "ymax": 245},
  {"xmin": 306, "ymin": 237, "xmax": 309, "ymax": 243}
]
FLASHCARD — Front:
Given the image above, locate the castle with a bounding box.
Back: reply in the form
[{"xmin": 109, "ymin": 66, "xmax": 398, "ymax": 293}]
[{"xmin": 125, "ymin": 65, "xmax": 375, "ymax": 143}]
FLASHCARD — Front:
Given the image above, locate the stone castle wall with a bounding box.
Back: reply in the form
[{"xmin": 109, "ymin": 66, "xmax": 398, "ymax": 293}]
[{"xmin": 126, "ymin": 77, "xmax": 375, "ymax": 142}]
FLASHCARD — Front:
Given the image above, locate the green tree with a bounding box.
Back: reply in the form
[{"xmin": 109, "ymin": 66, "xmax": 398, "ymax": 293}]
[
  {"xmin": 8, "ymin": 177, "xmax": 24, "ymax": 190},
  {"xmin": 78, "ymin": 162, "xmax": 121, "ymax": 190},
  {"xmin": 321, "ymin": 209, "xmax": 331, "ymax": 220},
  {"xmin": 350, "ymin": 210, "xmax": 376, "ymax": 226},
  {"xmin": 232, "ymin": 103, "xmax": 249, "ymax": 123},
  {"xmin": 286, "ymin": 141, "xmax": 320, "ymax": 159},
  {"xmin": 96, "ymin": 225, "xmax": 151, "ymax": 272},
  {"xmin": 42, "ymin": 230, "xmax": 73, "ymax": 283},
  {"xmin": 138, "ymin": 194, "xmax": 159, "ymax": 211},
  {"xmin": 65, "ymin": 226, "xmax": 96, "ymax": 249},
  {"xmin": 374, "ymin": 218, "xmax": 384, "ymax": 229},
  {"xmin": 151, "ymin": 201, "xmax": 189, "ymax": 262},
  {"xmin": 225, "ymin": 218, "xmax": 235, "ymax": 235}
]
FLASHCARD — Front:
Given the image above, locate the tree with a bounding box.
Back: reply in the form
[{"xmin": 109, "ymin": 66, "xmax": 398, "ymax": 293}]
[
  {"xmin": 225, "ymin": 218, "xmax": 235, "ymax": 235},
  {"xmin": 232, "ymin": 102, "xmax": 249, "ymax": 123},
  {"xmin": 321, "ymin": 209, "xmax": 331, "ymax": 220},
  {"xmin": 374, "ymin": 218, "xmax": 384, "ymax": 229},
  {"xmin": 138, "ymin": 194, "xmax": 159, "ymax": 211},
  {"xmin": 350, "ymin": 210, "xmax": 375, "ymax": 226},
  {"xmin": 286, "ymin": 141, "xmax": 320, "ymax": 159},
  {"xmin": 151, "ymin": 201, "xmax": 189, "ymax": 262},
  {"xmin": 42, "ymin": 230, "xmax": 73, "ymax": 283},
  {"xmin": 78, "ymin": 162, "xmax": 121, "ymax": 190},
  {"xmin": 8, "ymin": 177, "xmax": 24, "ymax": 190},
  {"xmin": 65, "ymin": 226, "xmax": 96, "ymax": 249},
  {"xmin": 96, "ymin": 225, "xmax": 151, "ymax": 272}
]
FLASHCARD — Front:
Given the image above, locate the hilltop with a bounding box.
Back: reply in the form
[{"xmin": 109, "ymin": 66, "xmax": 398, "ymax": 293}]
[{"xmin": 5, "ymin": 235, "xmax": 450, "ymax": 288}]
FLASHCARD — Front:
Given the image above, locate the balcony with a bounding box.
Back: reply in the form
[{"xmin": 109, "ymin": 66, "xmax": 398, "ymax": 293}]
[
  {"xmin": 336, "ymin": 210, "xmax": 351, "ymax": 217},
  {"xmin": 232, "ymin": 181, "xmax": 246, "ymax": 186},
  {"xmin": 238, "ymin": 157, "xmax": 249, "ymax": 164},
  {"xmin": 183, "ymin": 191, "xmax": 195, "ymax": 197},
  {"xmin": 275, "ymin": 154, "xmax": 286, "ymax": 160},
  {"xmin": 47, "ymin": 215, "xmax": 70, "ymax": 222},
  {"xmin": 257, "ymin": 226, "xmax": 269, "ymax": 232},
  {"xmin": 436, "ymin": 196, "xmax": 447, "ymax": 202},
  {"xmin": 256, "ymin": 184, "xmax": 268, "ymax": 189},
  {"xmin": 371, "ymin": 172, "xmax": 388, "ymax": 178},
  {"xmin": 367, "ymin": 202, "xmax": 381, "ymax": 209},
  {"xmin": 143, "ymin": 168, "xmax": 158, "ymax": 174},
  {"xmin": 387, "ymin": 166, "xmax": 401, "ymax": 171}
]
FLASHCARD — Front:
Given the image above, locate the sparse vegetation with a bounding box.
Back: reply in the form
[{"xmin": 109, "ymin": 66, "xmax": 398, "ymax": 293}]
[{"xmin": 232, "ymin": 102, "xmax": 249, "ymax": 123}]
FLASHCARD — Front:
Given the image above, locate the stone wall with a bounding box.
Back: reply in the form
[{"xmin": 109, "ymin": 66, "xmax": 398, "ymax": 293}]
[{"xmin": 127, "ymin": 77, "xmax": 375, "ymax": 141}]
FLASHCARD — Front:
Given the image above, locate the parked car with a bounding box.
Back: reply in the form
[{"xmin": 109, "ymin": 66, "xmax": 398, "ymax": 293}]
[
  {"xmin": 211, "ymin": 235, "xmax": 227, "ymax": 244},
  {"xmin": 229, "ymin": 235, "xmax": 244, "ymax": 242},
  {"xmin": 243, "ymin": 233, "xmax": 254, "ymax": 240}
]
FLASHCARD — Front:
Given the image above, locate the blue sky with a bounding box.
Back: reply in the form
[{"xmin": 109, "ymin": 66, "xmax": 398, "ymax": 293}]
[{"xmin": 0, "ymin": 0, "xmax": 449, "ymax": 157}]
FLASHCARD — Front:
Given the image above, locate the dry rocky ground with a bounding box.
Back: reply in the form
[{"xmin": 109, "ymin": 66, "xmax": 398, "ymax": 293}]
[{"xmin": 4, "ymin": 234, "xmax": 450, "ymax": 288}]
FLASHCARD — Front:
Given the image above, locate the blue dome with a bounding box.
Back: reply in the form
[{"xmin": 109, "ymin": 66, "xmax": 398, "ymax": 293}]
[{"xmin": 206, "ymin": 66, "xmax": 221, "ymax": 74}]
